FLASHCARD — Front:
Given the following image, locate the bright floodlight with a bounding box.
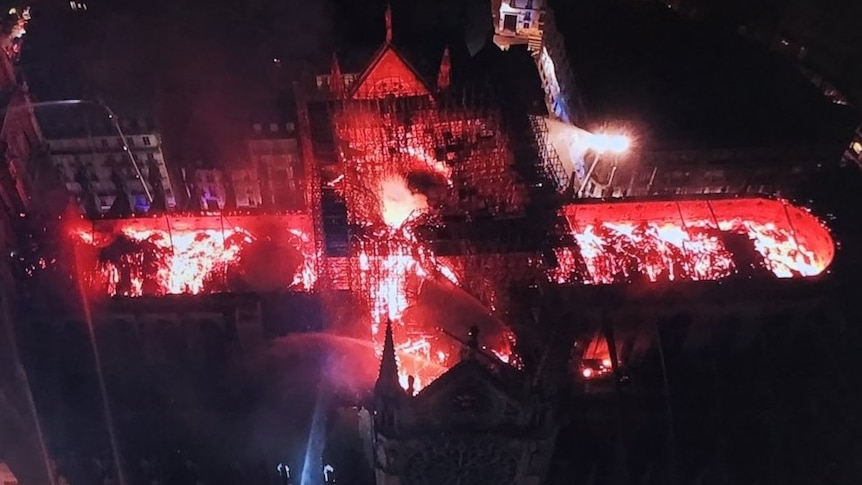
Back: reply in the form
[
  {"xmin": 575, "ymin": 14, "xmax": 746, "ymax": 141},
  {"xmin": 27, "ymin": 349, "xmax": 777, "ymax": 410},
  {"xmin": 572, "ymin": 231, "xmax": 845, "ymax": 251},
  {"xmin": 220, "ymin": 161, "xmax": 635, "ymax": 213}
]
[{"xmin": 588, "ymin": 133, "xmax": 630, "ymax": 154}]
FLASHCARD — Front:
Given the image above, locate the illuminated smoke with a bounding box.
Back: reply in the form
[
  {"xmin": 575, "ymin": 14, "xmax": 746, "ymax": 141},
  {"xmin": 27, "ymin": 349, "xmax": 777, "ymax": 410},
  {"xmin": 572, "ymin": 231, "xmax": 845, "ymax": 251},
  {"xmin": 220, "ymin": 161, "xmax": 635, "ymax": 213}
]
[{"xmin": 379, "ymin": 176, "xmax": 429, "ymax": 228}]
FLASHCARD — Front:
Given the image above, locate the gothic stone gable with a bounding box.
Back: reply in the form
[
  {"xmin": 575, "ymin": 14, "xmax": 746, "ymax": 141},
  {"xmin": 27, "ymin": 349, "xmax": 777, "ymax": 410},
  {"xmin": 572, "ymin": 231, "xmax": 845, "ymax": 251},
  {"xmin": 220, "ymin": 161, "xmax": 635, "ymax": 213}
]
[
  {"xmin": 372, "ymin": 361, "xmax": 556, "ymax": 485},
  {"xmin": 400, "ymin": 436, "xmax": 522, "ymax": 485},
  {"xmin": 352, "ymin": 47, "xmax": 431, "ymax": 100},
  {"xmin": 411, "ymin": 360, "xmax": 524, "ymax": 430}
]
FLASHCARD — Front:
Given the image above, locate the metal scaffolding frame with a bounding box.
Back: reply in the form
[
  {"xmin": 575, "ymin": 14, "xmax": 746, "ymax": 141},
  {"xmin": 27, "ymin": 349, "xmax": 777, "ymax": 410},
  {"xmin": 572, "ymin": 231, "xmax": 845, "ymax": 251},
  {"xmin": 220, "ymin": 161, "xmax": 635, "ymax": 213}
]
[
  {"xmin": 528, "ymin": 114, "xmax": 568, "ymax": 191},
  {"xmin": 316, "ymin": 85, "xmax": 559, "ymax": 321}
]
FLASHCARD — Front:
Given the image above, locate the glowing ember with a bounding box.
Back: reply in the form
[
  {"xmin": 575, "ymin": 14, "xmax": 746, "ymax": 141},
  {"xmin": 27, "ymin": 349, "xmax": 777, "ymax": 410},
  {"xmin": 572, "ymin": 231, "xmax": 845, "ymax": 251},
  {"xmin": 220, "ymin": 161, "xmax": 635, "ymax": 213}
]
[
  {"xmin": 73, "ymin": 216, "xmax": 317, "ymax": 297},
  {"xmin": 356, "ymin": 227, "xmax": 513, "ymax": 392},
  {"xmin": 578, "ymin": 331, "xmax": 614, "ymax": 381},
  {"xmin": 332, "ymin": 104, "xmax": 525, "ymax": 227},
  {"xmin": 403, "ymin": 145, "xmax": 453, "ymax": 183},
  {"xmin": 330, "ymin": 94, "xmax": 524, "ymax": 391},
  {"xmin": 87, "ymin": 227, "xmax": 251, "ymax": 296},
  {"xmin": 553, "ymin": 199, "xmax": 834, "ymax": 284},
  {"xmin": 348, "ymin": 171, "xmax": 514, "ymax": 391},
  {"xmin": 288, "ymin": 228, "xmax": 318, "ymax": 291}
]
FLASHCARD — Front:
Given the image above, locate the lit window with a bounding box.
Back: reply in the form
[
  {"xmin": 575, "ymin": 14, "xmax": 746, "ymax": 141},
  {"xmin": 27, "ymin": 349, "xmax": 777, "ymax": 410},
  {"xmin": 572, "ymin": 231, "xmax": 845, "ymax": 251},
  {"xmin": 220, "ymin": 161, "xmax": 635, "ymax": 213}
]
[
  {"xmin": 852, "ymin": 141, "xmax": 862, "ymax": 154},
  {"xmin": 270, "ymin": 123, "xmax": 279, "ymax": 133},
  {"xmin": 253, "ymin": 123, "xmax": 262, "ymax": 133}
]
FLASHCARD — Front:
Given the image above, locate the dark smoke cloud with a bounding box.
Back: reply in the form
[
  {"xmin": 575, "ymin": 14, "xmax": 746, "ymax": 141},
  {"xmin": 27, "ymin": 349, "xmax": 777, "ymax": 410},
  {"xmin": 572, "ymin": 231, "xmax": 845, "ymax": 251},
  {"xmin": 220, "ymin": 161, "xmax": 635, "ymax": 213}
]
[
  {"xmin": 23, "ymin": 0, "xmax": 335, "ymax": 167},
  {"xmin": 406, "ymin": 169, "xmax": 450, "ymax": 206}
]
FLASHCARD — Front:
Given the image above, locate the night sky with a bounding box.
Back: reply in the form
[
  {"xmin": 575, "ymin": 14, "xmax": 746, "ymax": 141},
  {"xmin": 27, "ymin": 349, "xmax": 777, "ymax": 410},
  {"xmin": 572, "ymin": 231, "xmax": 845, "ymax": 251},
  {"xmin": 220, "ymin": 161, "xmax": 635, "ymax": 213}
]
[{"xmin": 19, "ymin": 0, "xmax": 491, "ymax": 168}]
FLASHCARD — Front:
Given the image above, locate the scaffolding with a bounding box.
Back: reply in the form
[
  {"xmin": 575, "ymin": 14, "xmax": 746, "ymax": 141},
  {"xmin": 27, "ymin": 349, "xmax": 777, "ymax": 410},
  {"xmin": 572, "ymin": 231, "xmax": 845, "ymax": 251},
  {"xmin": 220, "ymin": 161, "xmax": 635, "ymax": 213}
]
[
  {"xmin": 289, "ymin": 82, "xmax": 554, "ymax": 374},
  {"xmin": 300, "ymin": 75, "xmax": 589, "ymax": 322},
  {"xmin": 328, "ymin": 93, "xmax": 530, "ymax": 223},
  {"xmin": 528, "ymin": 114, "xmax": 569, "ymax": 191},
  {"xmin": 295, "ymin": 83, "xmax": 328, "ymax": 290}
]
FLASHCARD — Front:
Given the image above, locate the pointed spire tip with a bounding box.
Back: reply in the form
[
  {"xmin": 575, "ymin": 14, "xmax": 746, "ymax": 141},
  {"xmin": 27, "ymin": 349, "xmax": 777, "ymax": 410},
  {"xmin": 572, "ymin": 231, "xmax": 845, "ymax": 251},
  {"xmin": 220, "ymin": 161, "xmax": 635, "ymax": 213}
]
[{"xmin": 385, "ymin": 2, "xmax": 393, "ymax": 44}]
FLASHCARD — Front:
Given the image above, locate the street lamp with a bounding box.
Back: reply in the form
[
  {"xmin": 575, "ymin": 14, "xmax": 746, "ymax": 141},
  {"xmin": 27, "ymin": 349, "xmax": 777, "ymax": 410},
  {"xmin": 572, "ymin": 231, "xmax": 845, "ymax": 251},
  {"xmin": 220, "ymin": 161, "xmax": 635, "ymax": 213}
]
[{"xmin": 576, "ymin": 132, "xmax": 630, "ymax": 198}]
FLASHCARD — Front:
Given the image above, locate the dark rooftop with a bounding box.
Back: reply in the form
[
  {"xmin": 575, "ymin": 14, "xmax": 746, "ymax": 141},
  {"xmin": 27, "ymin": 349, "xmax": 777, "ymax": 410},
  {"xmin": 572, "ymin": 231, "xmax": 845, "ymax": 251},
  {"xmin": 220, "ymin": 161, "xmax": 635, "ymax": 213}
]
[
  {"xmin": 35, "ymin": 103, "xmax": 158, "ymax": 139},
  {"xmin": 552, "ymin": 0, "xmax": 858, "ymax": 150}
]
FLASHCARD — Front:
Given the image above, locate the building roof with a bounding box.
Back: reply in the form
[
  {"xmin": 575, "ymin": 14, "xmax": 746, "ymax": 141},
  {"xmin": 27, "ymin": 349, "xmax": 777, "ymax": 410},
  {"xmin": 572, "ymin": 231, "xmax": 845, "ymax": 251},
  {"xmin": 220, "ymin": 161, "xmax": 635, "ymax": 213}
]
[
  {"xmin": 552, "ymin": 0, "xmax": 858, "ymax": 150},
  {"xmin": 35, "ymin": 103, "xmax": 158, "ymax": 139}
]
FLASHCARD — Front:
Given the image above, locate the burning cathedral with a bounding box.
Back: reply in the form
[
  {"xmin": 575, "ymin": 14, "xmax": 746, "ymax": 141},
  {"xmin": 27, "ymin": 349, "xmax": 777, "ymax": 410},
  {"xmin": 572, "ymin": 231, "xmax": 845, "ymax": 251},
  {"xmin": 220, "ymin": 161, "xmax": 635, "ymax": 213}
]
[{"xmin": 53, "ymin": 5, "xmax": 840, "ymax": 485}]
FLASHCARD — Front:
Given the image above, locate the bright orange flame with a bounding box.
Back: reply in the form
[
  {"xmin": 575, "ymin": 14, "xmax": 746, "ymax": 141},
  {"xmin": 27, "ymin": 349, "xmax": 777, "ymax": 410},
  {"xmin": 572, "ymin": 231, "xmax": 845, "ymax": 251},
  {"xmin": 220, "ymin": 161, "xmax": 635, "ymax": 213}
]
[
  {"xmin": 75, "ymin": 222, "xmax": 316, "ymax": 297},
  {"xmin": 579, "ymin": 332, "xmax": 613, "ymax": 381},
  {"xmin": 379, "ymin": 176, "xmax": 429, "ymax": 228},
  {"xmin": 357, "ymin": 228, "xmax": 513, "ymax": 392},
  {"xmin": 355, "ymin": 169, "xmax": 513, "ymax": 391},
  {"xmin": 90, "ymin": 227, "xmax": 249, "ymax": 296},
  {"xmin": 287, "ymin": 228, "xmax": 318, "ymax": 291},
  {"xmin": 552, "ymin": 218, "xmax": 829, "ymax": 285}
]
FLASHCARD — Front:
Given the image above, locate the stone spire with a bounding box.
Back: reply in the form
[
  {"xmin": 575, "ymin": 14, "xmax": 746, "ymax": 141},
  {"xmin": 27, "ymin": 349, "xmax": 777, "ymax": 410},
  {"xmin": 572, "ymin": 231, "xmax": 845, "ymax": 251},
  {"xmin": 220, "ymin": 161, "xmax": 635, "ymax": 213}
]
[
  {"xmin": 384, "ymin": 2, "xmax": 393, "ymax": 44},
  {"xmin": 375, "ymin": 319, "xmax": 401, "ymax": 395},
  {"xmin": 330, "ymin": 52, "xmax": 344, "ymax": 98},
  {"xmin": 437, "ymin": 46, "xmax": 451, "ymax": 91}
]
